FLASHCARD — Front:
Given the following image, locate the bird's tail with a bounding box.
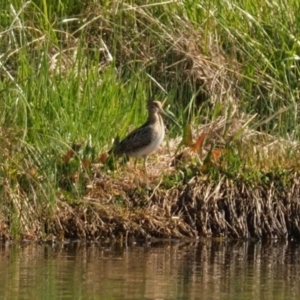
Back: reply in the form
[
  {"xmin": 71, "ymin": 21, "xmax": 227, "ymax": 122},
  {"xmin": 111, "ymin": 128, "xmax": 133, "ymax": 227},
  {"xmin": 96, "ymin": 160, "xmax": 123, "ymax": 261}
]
[{"xmin": 108, "ymin": 135, "xmax": 120, "ymax": 156}]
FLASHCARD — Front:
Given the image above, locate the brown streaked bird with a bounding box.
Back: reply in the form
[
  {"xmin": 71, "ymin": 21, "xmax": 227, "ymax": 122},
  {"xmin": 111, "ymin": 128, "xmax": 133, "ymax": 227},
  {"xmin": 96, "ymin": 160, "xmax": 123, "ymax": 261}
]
[{"xmin": 110, "ymin": 101, "xmax": 167, "ymax": 174}]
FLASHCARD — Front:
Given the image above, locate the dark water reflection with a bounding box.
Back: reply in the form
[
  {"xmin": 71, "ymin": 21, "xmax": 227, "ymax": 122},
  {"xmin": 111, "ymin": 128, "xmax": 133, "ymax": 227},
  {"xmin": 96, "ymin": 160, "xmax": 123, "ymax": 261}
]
[{"xmin": 0, "ymin": 239, "xmax": 300, "ymax": 299}]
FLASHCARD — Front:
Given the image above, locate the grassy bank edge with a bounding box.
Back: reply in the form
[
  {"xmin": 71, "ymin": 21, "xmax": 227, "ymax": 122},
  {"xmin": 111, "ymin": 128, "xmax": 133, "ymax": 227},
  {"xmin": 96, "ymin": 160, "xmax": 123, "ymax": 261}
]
[{"xmin": 1, "ymin": 154, "xmax": 300, "ymax": 242}]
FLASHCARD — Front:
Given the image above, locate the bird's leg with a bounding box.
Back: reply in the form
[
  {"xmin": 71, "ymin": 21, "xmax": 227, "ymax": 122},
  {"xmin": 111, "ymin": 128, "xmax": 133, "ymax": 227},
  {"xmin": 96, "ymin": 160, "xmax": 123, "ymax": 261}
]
[
  {"xmin": 134, "ymin": 158, "xmax": 138, "ymax": 170},
  {"xmin": 143, "ymin": 156, "xmax": 148, "ymax": 175}
]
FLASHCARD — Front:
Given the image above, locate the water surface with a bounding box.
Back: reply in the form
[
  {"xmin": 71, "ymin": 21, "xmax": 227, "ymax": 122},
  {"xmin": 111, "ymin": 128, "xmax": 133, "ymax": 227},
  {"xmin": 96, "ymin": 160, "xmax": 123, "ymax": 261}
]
[{"xmin": 0, "ymin": 239, "xmax": 300, "ymax": 299}]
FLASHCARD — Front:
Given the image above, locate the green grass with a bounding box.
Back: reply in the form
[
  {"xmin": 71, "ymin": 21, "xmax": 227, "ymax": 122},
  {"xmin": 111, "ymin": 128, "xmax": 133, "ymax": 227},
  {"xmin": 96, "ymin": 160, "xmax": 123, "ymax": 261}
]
[{"xmin": 1, "ymin": 0, "xmax": 300, "ymax": 238}]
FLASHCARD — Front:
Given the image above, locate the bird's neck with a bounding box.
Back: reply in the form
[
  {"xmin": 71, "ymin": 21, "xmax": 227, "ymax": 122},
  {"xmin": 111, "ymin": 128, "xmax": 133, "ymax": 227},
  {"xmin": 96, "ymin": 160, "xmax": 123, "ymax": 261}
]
[{"xmin": 147, "ymin": 112, "xmax": 161, "ymax": 124}]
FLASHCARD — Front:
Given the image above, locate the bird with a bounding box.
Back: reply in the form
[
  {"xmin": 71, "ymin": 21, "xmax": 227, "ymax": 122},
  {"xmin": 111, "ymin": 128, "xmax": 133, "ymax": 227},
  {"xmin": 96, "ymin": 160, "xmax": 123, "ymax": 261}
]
[{"xmin": 110, "ymin": 100, "xmax": 167, "ymax": 174}]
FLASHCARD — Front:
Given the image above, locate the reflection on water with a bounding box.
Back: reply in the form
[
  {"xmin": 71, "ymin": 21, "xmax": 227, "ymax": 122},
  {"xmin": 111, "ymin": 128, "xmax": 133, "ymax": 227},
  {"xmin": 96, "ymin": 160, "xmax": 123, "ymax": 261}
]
[{"xmin": 0, "ymin": 239, "xmax": 300, "ymax": 299}]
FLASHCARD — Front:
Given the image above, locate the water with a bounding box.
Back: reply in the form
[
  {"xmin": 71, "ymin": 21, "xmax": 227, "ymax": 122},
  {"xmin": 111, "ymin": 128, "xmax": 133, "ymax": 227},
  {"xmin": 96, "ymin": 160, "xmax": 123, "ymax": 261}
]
[{"xmin": 0, "ymin": 239, "xmax": 300, "ymax": 299}]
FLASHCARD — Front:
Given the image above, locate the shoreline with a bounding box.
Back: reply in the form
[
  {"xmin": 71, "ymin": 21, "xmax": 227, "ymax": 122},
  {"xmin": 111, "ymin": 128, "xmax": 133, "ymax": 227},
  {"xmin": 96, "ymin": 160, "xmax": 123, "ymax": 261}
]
[{"xmin": 2, "ymin": 161, "xmax": 299, "ymax": 242}]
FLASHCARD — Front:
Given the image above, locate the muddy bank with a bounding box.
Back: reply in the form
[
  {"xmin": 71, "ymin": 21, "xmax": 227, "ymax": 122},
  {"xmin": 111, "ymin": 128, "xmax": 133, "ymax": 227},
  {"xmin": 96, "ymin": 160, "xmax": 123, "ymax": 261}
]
[{"xmin": 28, "ymin": 171, "xmax": 300, "ymax": 242}]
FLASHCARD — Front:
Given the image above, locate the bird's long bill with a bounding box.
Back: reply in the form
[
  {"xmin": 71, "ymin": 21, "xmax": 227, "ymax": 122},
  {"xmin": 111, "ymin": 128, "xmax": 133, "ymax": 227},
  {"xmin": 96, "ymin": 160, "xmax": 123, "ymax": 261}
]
[{"xmin": 161, "ymin": 108, "xmax": 181, "ymax": 128}]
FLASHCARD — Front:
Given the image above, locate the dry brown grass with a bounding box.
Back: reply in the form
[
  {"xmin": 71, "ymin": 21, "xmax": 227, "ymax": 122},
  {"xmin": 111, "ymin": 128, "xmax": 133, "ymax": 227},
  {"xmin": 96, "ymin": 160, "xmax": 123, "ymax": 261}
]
[{"xmin": 40, "ymin": 169, "xmax": 300, "ymax": 242}]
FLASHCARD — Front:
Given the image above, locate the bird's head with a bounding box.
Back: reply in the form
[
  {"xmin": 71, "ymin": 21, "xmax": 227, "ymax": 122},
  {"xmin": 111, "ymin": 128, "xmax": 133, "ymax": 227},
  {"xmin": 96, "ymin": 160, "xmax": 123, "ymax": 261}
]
[{"xmin": 148, "ymin": 100, "xmax": 163, "ymax": 114}]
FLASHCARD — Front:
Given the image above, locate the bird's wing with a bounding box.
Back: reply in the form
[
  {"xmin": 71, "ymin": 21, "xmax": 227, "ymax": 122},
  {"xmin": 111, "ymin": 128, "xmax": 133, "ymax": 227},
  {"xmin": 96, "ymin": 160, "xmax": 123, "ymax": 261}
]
[{"xmin": 118, "ymin": 125, "xmax": 154, "ymax": 154}]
